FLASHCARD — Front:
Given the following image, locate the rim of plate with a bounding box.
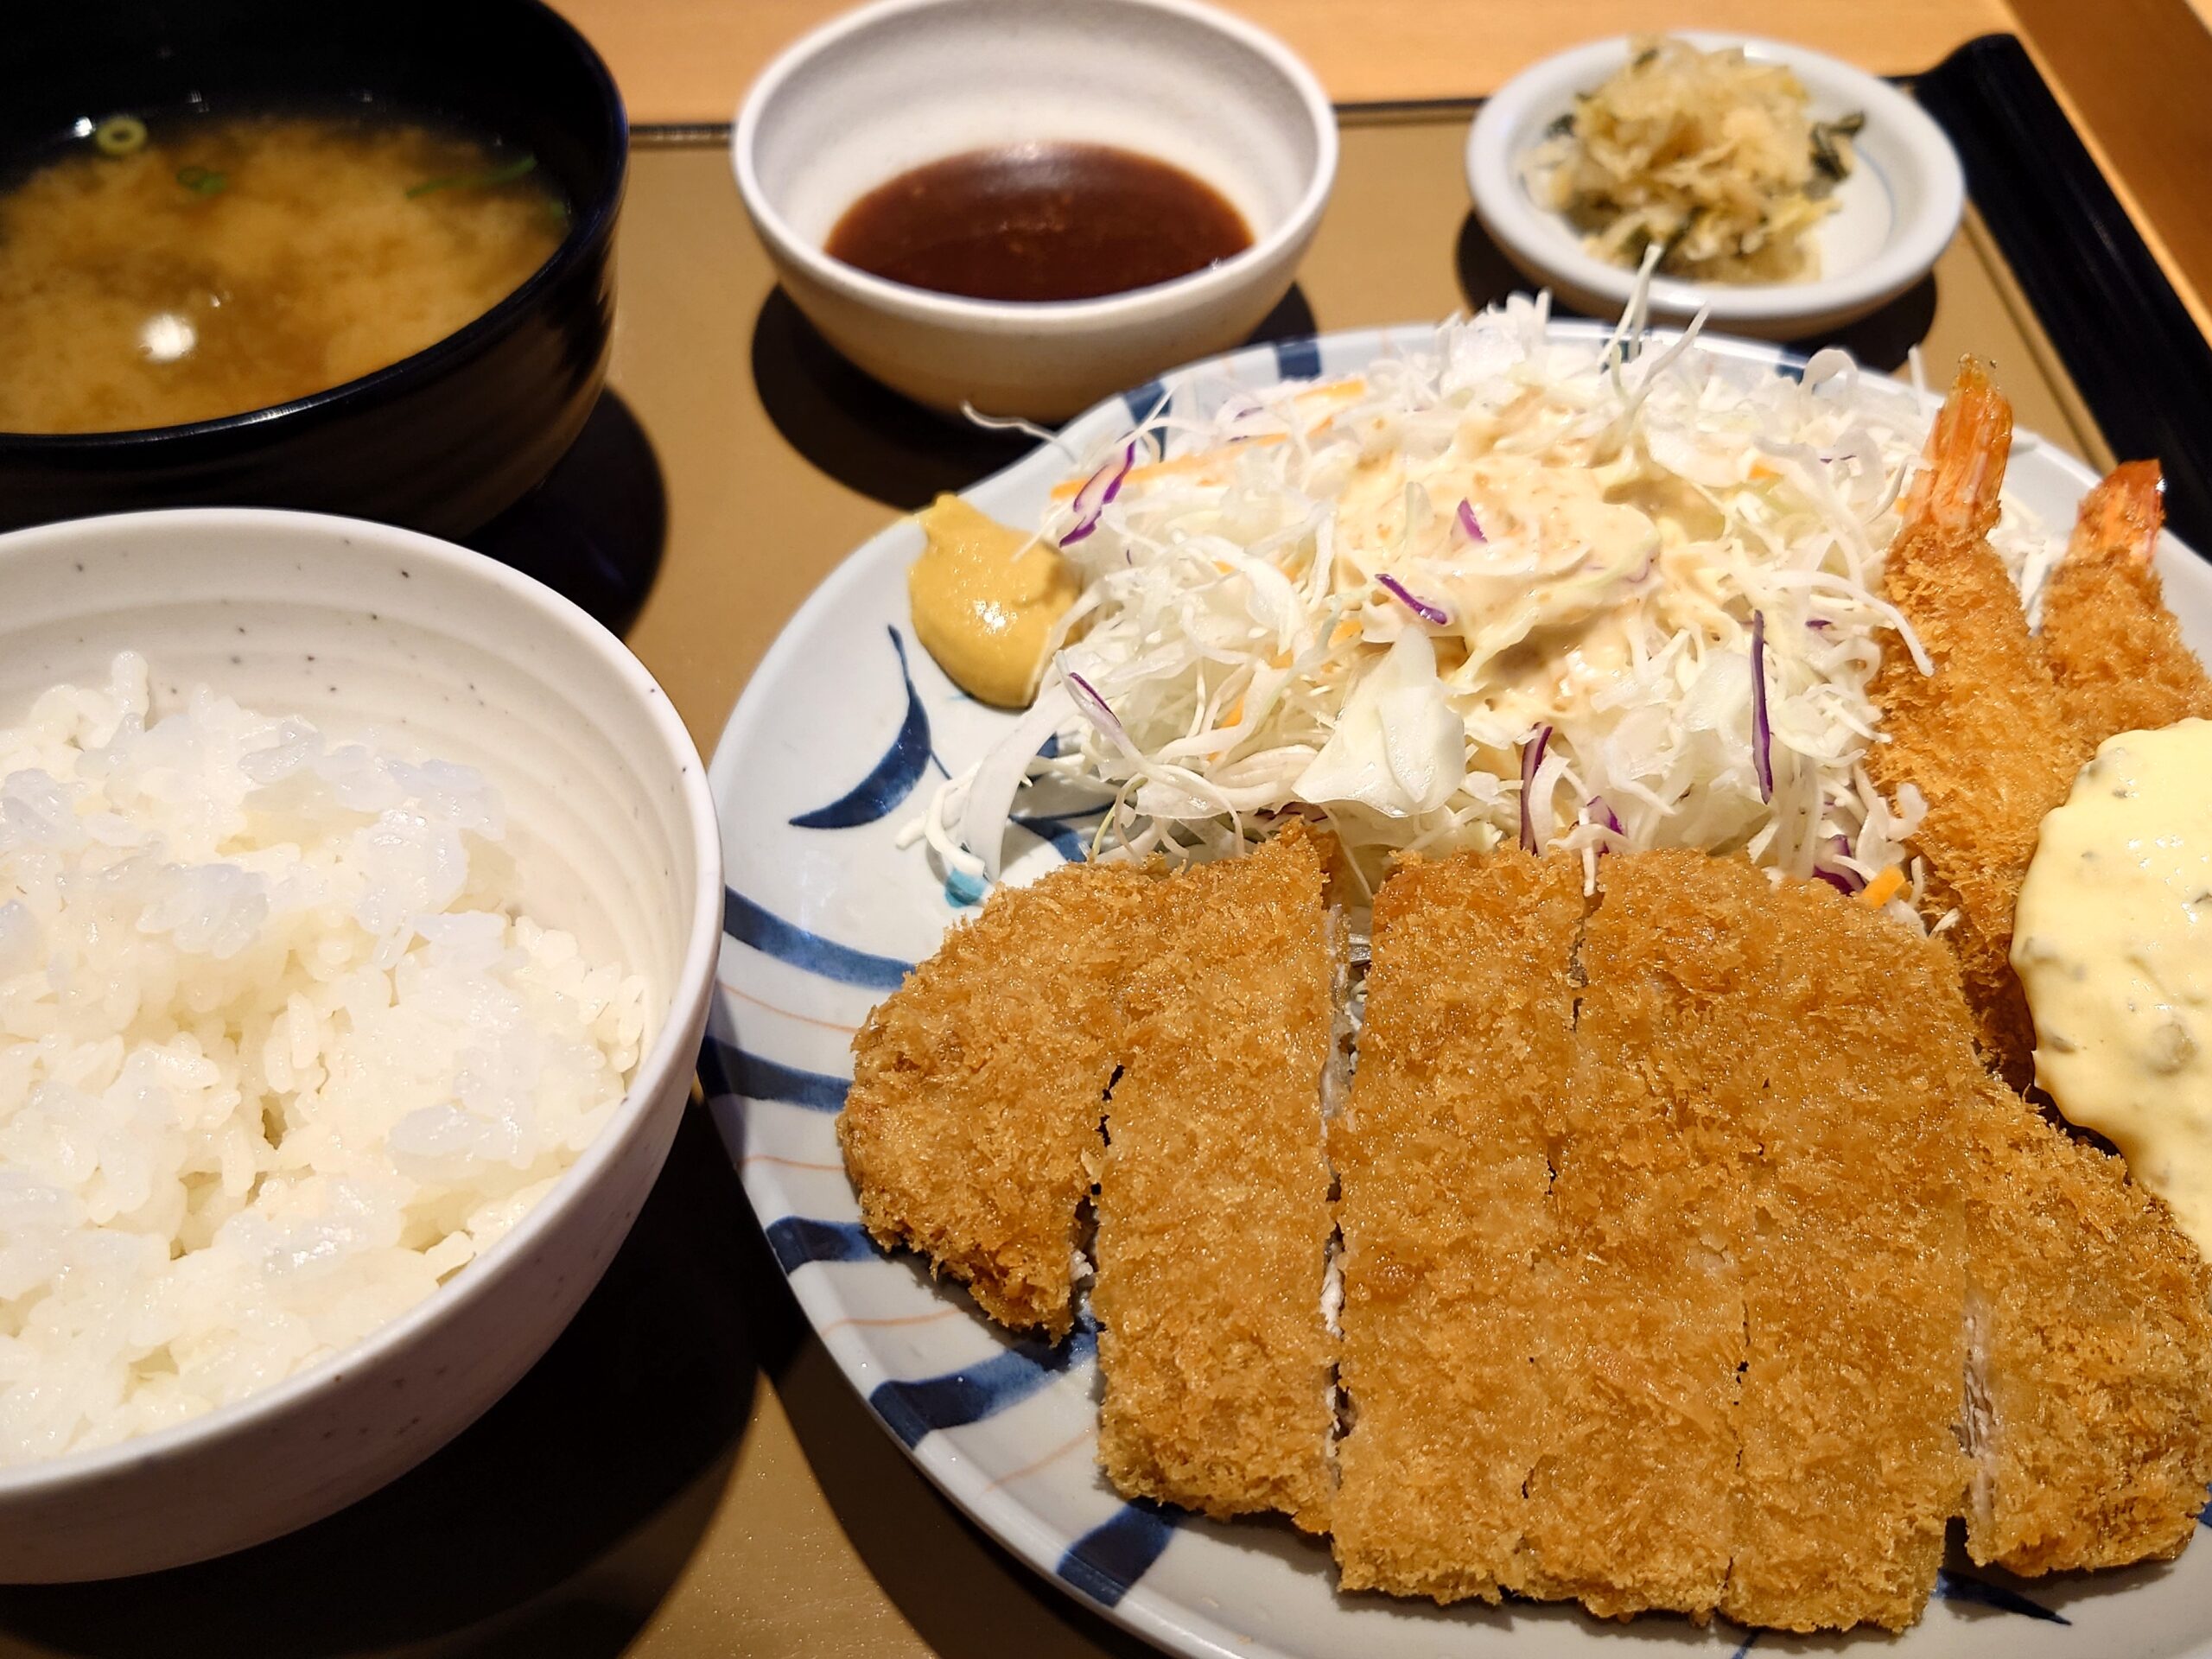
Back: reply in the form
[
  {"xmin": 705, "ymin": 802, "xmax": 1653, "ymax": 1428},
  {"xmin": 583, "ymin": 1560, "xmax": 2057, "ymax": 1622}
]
[
  {"xmin": 1465, "ymin": 33, "xmax": 1965, "ymax": 327},
  {"xmin": 709, "ymin": 320, "xmax": 2162, "ymax": 1659}
]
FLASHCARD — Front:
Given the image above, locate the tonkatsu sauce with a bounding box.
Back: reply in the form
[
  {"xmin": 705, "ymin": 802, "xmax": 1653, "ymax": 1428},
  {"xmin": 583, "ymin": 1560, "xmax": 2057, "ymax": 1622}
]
[{"xmin": 823, "ymin": 143, "xmax": 1252, "ymax": 302}]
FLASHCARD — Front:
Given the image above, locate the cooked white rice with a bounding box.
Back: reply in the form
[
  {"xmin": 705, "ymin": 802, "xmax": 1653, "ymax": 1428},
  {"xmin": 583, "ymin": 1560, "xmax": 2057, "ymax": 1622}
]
[{"xmin": 0, "ymin": 653, "xmax": 651, "ymax": 1466}]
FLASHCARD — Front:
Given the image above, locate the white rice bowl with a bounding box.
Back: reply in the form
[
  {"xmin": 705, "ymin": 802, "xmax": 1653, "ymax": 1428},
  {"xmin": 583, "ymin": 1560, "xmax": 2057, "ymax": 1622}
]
[
  {"xmin": 0, "ymin": 652, "xmax": 652, "ymax": 1466},
  {"xmin": 0, "ymin": 507, "xmax": 722, "ymax": 1584}
]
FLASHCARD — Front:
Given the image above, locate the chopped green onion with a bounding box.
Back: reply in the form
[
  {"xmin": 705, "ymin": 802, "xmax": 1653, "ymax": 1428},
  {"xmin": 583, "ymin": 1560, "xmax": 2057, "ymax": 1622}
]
[
  {"xmin": 405, "ymin": 152, "xmax": 537, "ymax": 200},
  {"xmin": 93, "ymin": 115, "xmax": 148, "ymax": 157},
  {"xmin": 176, "ymin": 165, "xmax": 227, "ymax": 197}
]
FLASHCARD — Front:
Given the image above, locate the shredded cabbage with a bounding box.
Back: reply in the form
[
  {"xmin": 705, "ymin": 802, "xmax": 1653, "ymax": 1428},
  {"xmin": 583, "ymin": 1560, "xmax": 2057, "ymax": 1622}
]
[{"xmin": 914, "ymin": 295, "xmax": 2056, "ymax": 919}]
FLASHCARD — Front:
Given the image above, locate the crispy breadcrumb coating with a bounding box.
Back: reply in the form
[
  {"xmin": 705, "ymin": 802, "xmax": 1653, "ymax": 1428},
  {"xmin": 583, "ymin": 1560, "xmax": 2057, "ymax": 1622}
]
[
  {"xmin": 1330, "ymin": 849, "xmax": 1581, "ymax": 1601},
  {"xmin": 1962, "ymin": 1084, "xmax": 2212, "ymax": 1573},
  {"xmin": 840, "ymin": 860, "xmax": 1158, "ymax": 1336},
  {"xmin": 1866, "ymin": 358, "xmax": 2088, "ymax": 1087},
  {"xmin": 1093, "ymin": 825, "xmax": 1340, "ymax": 1530},
  {"xmin": 1522, "ymin": 852, "xmax": 1754, "ymax": 1621},
  {"xmin": 2040, "ymin": 460, "xmax": 2212, "ymax": 748},
  {"xmin": 1688, "ymin": 861, "xmax": 1970, "ymax": 1632},
  {"xmin": 842, "ymin": 825, "xmax": 2212, "ymax": 1628}
]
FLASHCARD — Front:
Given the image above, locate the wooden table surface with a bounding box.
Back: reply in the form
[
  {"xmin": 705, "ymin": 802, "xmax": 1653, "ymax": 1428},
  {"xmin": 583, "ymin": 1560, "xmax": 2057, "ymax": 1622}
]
[{"xmin": 556, "ymin": 0, "xmax": 2212, "ymax": 321}]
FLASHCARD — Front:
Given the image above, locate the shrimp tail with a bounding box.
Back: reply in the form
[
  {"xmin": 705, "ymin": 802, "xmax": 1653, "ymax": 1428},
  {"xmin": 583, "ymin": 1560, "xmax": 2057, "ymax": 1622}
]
[
  {"xmin": 1904, "ymin": 358, "xmax": 2012, "ymax": 543},
  {"xmin": 2043, "ymin": 457, "xmax": 2212, "ymax": 745},
  {"xmin": 2068, "ymin": 459, "xmax": 2164, "ymax": 571}
]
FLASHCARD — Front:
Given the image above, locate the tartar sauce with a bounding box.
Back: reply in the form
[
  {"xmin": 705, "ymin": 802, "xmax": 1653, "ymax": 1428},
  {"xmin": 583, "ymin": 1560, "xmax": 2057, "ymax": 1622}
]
[
  {"xmin": 2014, "ymin": 719, "xmax": 2212, "ymax": 1253},
  {"xmin": 907, "ymin": 494, "xmax": 1079, "ymax": 709}
]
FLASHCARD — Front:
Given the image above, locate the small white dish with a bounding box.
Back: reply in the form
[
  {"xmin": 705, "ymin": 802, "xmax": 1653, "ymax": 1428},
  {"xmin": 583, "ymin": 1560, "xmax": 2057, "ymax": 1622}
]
[
  {"xmin": 0, "ymin": 509, "xmax": 723, "ymax": 1582},
  {"xmin": 1466, "ymin": 33, "xmax": 1964, "ymax": 340},
  {"xmin": 733, "ymin": 0, "xmax": 1338, "ymax": 421}
]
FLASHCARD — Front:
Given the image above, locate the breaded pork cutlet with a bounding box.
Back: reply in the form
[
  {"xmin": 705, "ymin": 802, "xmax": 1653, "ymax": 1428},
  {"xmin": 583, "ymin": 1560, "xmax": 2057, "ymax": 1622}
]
[
  {"xmin": 845, "ymin": 830, "xmax": 2212, "ymax": 1629},
  {"xmin": 1959, "ymin": 1077, "xmax": 2212, "ymax": 1573},
  {"xmin": 1092, "ymin": 824, "xmax": 1340, "ymax": 1531},
  {"xmin": 1344, "ymin": 850, "xmax": 1974, "ymax": 1630},
  {"xmin": 2039, "ymin": 460, "xmax": 2212, "ymax": 748},
  {"xmin": 1866, "ymin": 358, "xmax": 2089, "ymax": 1088},
  {"xmin": 1668, "ymin": 856, "xmax": 1971, "ymax": 1632},
  {"xmin": 840, "ymin": 859, "xmax": 1158, "ymax": 1337},
  {"xmin": 1524, "ymin": 854, "xmax": 1758, "ymax": 1621},
  {"xmin": 1330, "ymin": 849, "xmax": 1580, "ymax": 1600}
]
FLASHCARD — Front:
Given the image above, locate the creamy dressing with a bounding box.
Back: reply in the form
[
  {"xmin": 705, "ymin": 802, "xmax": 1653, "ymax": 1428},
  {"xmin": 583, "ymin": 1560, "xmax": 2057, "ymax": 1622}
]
[
  {"xmin": 1331, "ymin": 436, "xmax": 1727, "ymax": 737},
  {"xmin": 907, "ymin": 494, "xmax": 1080, "ymax": 709},
  {"xmin": 2014, "ymin": 720, "xmax": 2212, "ymax": 1255}
]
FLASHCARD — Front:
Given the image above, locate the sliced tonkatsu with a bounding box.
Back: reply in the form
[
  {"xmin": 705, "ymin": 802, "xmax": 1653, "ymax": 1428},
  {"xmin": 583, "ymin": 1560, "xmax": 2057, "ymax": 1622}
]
[
  {"xmin": 1092, "ymin": 823, "xmax": 1340, "ymax": 1530},
  {"xmin": 1523, "ymin": 852, "xmax": 1758, "ymax": 1621},
  {"xmin": 840, "ymin": 857, "xmax": 1159, "ymax": 1337},
  {"xmin": 1641, "ymin": 855, "xmax": 1968, "ymax": 1633},
  {"xmin": 842, "ymin": 832, "xmax": 2212, "ymax": 1633},
  {"xmin": 1330, "ymin": 849, "xmax": 1580, "ymax": 1599},
  {"xmin": 1960, "ymin": 1080, "xmax": 2212, "ymax": 1573}
]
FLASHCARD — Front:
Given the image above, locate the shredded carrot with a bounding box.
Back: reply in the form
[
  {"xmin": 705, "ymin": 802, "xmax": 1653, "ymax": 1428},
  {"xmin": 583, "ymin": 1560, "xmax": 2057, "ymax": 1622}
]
[
  {"xmin": 1047, "ymin": 441, "xmax": 1288, "ymax": 501},
  {"xmin": 1268, "ymin": 648, "xmax": 1294, "ymax": 670},
  {"xmin": 1221, "ymin": 696, "xmax": 1246, "ymax": 727},
  {"xmin": 1295, "ymin": 378, "xmax": 1365, "ymax": 405},
  {"xmin": 1329, "ymin": 619, "xmax": 1363, "ymax": 647},
  {"xmin": 1859, "ymin": 866, "xmax": 1907, "ymax": 907}
]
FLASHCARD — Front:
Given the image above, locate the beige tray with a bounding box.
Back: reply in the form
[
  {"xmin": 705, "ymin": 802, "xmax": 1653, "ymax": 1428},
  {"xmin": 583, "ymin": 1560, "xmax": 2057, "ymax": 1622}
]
[{"xmin": 0, "ymin": 107, "xmax": 2118, "ymax": 1659}]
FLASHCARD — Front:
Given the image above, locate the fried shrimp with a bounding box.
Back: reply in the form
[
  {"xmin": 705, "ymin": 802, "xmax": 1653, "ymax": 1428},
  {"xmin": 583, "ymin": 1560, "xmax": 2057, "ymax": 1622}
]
[
  {"xmin": 1866, "ymin": 358, "xmax": 2089, "ymax": 1088},
  {"xmin": 2040, "ymin": 461, "xmax": 2212, "ymax": 748}
]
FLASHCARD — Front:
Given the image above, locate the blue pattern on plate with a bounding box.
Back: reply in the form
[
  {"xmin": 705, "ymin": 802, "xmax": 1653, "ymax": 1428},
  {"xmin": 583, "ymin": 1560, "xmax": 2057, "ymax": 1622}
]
[
  {"xmin": 789, "ymin": 626, "xmax": 935, "ymax": 829},
  {"xmin": 700, "ymin": 1035, "xmax": 848, "ymax": 1113},
  {"xmin": 1122, "ymin": 379, "xmax": 1166, "ymax": 423},
  {"xmin": 1056, "ymin": 1499, "xmax": 1180, "ymax": 1610},
  {"xmin": 1934, "ymin": 1569, "xmax": 2067, "ymax": 1624},
  {"xmin": 1272, "ymin": 335, "xmax": 1323, "ymax": 381},
  {"xmin": 870, "ymin": 1319, "xmax": 1099, "ymax": 1449},
  {"xmin": 764, "ymin": 1215, "xmax": 878, "ymax": 1270},
  {"xmin": 1009, "ymin": 811, "xmax": 1095, "ymax": 862},
  {"xmin": 722, "ymin": 888, "xmax": 913, "ymax": 989},
  {"xmin": 1726, "ymin": 1635, "xmax": 1761, "ymax": 1659}
]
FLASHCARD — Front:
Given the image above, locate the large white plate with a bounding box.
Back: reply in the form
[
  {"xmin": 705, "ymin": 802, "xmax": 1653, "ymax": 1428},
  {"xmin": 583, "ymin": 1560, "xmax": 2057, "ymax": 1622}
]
[{"xmin": 704, "ymin": 321, "xmax": 2212, "ymax": 1659}]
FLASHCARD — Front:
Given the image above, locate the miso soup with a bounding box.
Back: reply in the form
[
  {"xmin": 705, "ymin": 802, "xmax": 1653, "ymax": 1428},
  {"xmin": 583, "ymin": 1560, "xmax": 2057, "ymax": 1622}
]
[{"xmin": 0, "ymin": 114, "xmax": 567, "ymax": 434}]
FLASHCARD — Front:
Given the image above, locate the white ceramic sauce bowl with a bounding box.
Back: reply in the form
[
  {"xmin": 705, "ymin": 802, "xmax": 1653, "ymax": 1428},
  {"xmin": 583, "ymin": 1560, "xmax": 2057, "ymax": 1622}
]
[
  {"xmin": 1467, "ymin": 33, "xmax": 1964, "ymax": 340},
  {"xmin": 0, "ymin": 509, "xmax": 722, "ymax": 1581},
  {"xmin": 733, "ymin": 0, "xmax": 1338, "ymax": 421}
]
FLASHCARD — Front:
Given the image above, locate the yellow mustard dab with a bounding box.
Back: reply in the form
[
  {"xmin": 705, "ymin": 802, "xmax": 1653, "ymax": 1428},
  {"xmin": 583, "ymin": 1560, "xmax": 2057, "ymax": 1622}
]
[
  {"xmin": 907, "ymin": 494, "xmax": 1079, "ymax": 709},
  {"xmin": 2014, "ymin": 719, "xmax": 2212, "ymax": 1255}
]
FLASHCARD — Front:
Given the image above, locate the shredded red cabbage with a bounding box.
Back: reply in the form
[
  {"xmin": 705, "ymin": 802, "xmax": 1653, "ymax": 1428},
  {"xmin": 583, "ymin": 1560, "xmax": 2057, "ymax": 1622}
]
[
  {"xmin": 1750, "ymin": 610, "xmax": 1774, "ymax": 802},
  {"xmin": 1455, "ymin": 499, "xmax": 1486, "ymax": 542},
  {"xmin": 1813, "ymin": 832, "xmax": 1864, "ymax": 895},
  {"xmin": 1519, "ymin": 725, "xmax": 1551, "ymax": 853},
  {"xmin": 1065, "ymin": 670, "xmax": 1129, "ymax": 747},
  {"xmin": 1061, "ymin": 441, "xmax": 1138, "ymax": 546},
  {"xmin": 1806, "ymin": 617, "xmax": 1831, "ymax": 631},
  {"xmin": 1376, "ymin": 572, "xmax": 1449, "ymax": 626}
]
